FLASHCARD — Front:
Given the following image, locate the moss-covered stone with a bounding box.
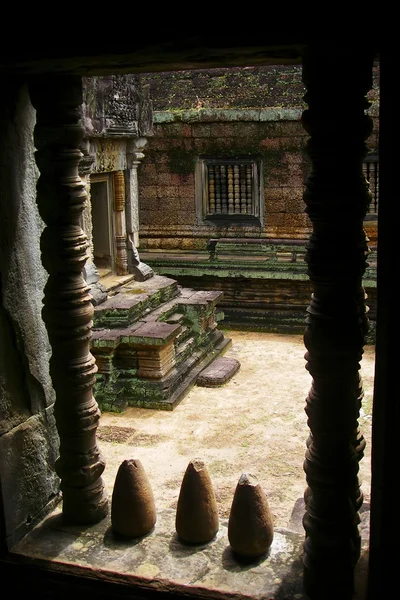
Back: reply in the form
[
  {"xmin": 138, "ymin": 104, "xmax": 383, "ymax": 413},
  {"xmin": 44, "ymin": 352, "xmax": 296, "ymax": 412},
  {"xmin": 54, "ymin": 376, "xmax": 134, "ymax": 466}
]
[
  {"xmin": 140, "ymin": 65, "xmax": 379, "ymax": 114},
  {"xmin": 140, "ymin": 66, "xmax": 308, "ymax": 111}
]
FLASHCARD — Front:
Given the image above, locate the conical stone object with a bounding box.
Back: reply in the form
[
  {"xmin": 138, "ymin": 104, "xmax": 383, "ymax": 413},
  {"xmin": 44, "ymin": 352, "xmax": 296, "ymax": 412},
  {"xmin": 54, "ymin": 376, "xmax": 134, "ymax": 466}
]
[
  {"xmin": 176, "ymin": 458, "xmax": 219, "ymax": 544},
  {"xmin": 111, "ymin": 459, "xmax": 156, "ymax": 539},
  {"xmin": 228, "ymin": 473, "xmax": 274, "ymax": 557}
]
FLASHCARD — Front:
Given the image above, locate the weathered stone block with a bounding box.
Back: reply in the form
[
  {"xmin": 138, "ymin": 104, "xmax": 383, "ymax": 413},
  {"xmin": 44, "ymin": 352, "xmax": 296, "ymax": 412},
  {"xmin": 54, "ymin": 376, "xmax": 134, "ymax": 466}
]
[
  {"xmin": 193, "ymin": 124, "xmax": 211, "ymax": 138},
  {"xmin": 210, "ymin": 123, "xmax": 236, "ymax": 138},
  {"xmin": 135, "ymin": 341, "xmax": 177, "ymax": 379},
  {"xmin": 197, "ymin": 357, "xmax": 240, "ymax": 387},
  {"xmin": 0, "ymin": 410, "xmax": 60, "ymax": 547},
  {"xmin": 130, "ymin": 321, "xmax": 181, "ymax": 345}
]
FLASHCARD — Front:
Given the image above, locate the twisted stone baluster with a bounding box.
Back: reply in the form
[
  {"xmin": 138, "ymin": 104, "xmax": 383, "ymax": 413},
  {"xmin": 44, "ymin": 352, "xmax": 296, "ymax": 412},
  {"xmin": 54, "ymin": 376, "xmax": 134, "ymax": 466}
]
[
  {"xmin": 113, "ymin": 170, "xmax": 128, "ymax": 275},
  {"xmin": 29, "ymin": 76, "xmax": 108, "ymax": 524},
  {"xmin": 301, "ymin": 45, "xmax": 374, "ymax": 599}
]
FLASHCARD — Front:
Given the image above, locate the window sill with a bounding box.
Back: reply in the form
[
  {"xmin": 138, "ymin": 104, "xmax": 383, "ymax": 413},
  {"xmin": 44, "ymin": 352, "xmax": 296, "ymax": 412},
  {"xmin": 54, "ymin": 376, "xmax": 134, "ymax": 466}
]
[
  {"xmin": 8, "ymin": 502, "xmax": 370, "ymax": 600},
  {"xmin": 204, "ymin": 215, "xmax": 262, "ymax": 227}
]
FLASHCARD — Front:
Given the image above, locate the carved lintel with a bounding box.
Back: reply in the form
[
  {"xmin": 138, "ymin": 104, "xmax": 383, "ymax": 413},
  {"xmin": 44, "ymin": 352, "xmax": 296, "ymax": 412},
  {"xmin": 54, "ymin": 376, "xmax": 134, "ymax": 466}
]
[
  {"xmin": 300, "ymin": 44, "xmax": 374, "ymax": 600},
  {"xmin": 29, "ymin": 75, "xmax": 109, "ymax": 524}
]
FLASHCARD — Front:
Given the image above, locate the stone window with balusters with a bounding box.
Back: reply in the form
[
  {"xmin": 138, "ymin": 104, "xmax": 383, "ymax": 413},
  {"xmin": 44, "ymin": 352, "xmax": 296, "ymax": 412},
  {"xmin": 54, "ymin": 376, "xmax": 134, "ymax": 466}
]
[{"xmin": 196, "ymin": 156, "xmax": 263, "ymax": 225}]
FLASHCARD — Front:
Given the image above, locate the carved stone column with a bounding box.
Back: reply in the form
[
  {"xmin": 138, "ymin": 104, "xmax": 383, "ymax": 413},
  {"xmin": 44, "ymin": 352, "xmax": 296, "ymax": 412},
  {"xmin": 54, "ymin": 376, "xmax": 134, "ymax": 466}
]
[
  {"xmin": 29, "ymin": 76, "xmax": 109, "ymax": 524},
  {"xmin": 113, "ymin": 170, "xmax": 128, "ymax": 275},
  {"xmin": 79, "ymin": 143, "xmax": 102, "ymax": 288},
  {"xmin": 126, "ymin": 138, "xmax": 146, "ymax": 251},
  {"xmin": 301, "ymin": 45, "xmax": 374, "ymax": 599},
  {"xmin": 126, "ymin": 138, "xmax": 154, "ymax": 281}
]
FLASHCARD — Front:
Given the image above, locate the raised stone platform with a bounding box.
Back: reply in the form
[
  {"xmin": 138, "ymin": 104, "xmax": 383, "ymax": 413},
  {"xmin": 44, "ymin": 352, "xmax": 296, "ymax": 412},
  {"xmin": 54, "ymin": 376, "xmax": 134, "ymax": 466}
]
[
  {"xmin": 138, "ymin": 241, "xmax": 377, "ymax": 338},
  {"xmin": 91, "ymin": 275, "xmax": 235, "ymax": 411}
]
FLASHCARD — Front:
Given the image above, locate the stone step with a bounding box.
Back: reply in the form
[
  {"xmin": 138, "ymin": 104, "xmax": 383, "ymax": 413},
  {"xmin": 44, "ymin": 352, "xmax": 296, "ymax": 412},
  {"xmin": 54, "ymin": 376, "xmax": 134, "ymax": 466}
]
[
  {"xmin": 175, "ymin": 336, "xmax": 197, "ymax": 364},
  {"xmin": 95, "ymin": 332, "xmax": 232, "ymax": 412},
  {"xmin": 92, "ymin": 322, "xmax": 182, "ymax": 374},
  {"xmin": 197, "ymin": 357, "xmax": 241, "ymax": 387},
  {"xmin": 90, "ymin": 277, "xmax": 236, "ymax": 411},
  {"xmin": 94, "ymin": 281, "xmax": 223, "ymax": 331},
  {"xmin": 174, "ymin": 324, "xmax": 190, "ymax": 346},
  {"xmin": 178, "ymin": 288, "xmax": 223, "ymax": 308},
  {"xmin": 163, "ymin": 311, "xmax": 185, "ymax": 325},
  {"xmin": 140, "ymin": 290, "xmax": 223, "ymax": 326}
]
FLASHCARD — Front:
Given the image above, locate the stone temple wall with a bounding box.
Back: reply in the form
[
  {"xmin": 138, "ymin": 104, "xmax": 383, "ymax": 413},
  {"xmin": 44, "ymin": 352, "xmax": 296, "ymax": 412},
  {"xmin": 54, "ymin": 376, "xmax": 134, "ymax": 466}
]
[
  {"xmin": 138, "ymin": 110, "xmax": 313, "ymax": 250},
  {"xmin": 138, "ymin": 65, "xmax": 379, "ymax": 251},
  {"xmin": 135, "ymin": 66, "xmax": 379, "ymax": 334},
  {"xmin": 0, "ymin": 83, "xmax": 60, "ymax": 549}
]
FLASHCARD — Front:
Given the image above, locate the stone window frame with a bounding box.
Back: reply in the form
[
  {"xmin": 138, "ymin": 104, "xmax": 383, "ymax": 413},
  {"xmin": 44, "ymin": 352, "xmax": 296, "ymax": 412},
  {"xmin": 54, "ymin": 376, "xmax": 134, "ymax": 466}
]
[{"xmin": 195, "ymin": 155, "xmax": 264, "ymax": 227}]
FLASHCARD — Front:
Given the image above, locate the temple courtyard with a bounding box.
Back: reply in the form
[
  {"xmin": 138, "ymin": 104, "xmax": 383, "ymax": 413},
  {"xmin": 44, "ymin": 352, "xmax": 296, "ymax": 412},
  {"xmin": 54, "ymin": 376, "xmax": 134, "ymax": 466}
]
[
  {"xmin": 12, "ymin": 330, "xmax": 375, "ymax": 599},
  {"xmin": 97, "ymin": 329, "xmax": 374, "ymax": 531}
]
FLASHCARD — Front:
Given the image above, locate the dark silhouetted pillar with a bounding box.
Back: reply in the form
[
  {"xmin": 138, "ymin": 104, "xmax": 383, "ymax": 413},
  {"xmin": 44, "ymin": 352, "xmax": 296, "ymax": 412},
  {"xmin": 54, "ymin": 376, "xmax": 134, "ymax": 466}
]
[
  {"xmin": 301, "ymin": 43, "xmax": 375, "ymax": 599},
  {"xmin": 29, "ymin": 76, "xmax": 109, "ymax": 524}
]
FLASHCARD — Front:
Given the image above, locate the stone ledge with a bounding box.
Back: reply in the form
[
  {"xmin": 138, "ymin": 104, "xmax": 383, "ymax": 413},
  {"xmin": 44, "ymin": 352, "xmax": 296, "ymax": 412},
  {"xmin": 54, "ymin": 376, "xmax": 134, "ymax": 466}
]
[
  {"xmin": 154, "ymin": 107, "xmax": 303, "ymax": 124},
  {"xmin": 129, "ymin": 321, "xmax": 182, "ymax": 345},
  {"xmin": 10, "ymin": 505, "xmax": 306, "ymax": 599},
  {"xmin": 9, "ymin": 503, "xmax": 369, "ymax": 600}
]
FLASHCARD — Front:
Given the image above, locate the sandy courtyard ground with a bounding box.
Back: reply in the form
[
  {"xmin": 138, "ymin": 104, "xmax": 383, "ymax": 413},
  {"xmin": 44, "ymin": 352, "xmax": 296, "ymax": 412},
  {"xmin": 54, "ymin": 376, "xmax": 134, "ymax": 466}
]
[{"xmin": 97, "ymin": 330, "xmax": 375, "ymax": 530}]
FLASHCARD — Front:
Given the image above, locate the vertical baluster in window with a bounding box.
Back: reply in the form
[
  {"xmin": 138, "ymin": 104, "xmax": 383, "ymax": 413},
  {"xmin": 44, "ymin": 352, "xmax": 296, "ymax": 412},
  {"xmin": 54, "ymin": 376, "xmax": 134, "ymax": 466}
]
[
  {"xmin": 234, "ymin": 165, "xmax": 240, "ymax": 213},
  {"xmin": 365, "ymin": 162, "xmax": 371, "ymax": 213},
  {"xmin": 208, "ymin": 165, "xmax": 216, "ymax": 214},
  {"xmin": 220, "ymin": 164, "xmax": 227, "ymax": 212},
  {"xmin": 373, "ymin": 162, "xmax": 379, "ymax": 213},
  {"xmin": 246, "ymin": 164, "xmax": 253, "ymax": 214},
  {"xmin": 215, "ymin": 165, "xmax": 222, "ymax": 212},
  {"xmin": 364, "ymin": 159, "xmax": 379, "ymax": 215},
  {"xmin": 239, "ymin": 164, "xmax": 247, "ymax": 214},
  {"xmin": 228, "ymin": 164, "xmax": 234, "ymax": 213},
  {"xmin": 367, "ymin": 162, "xmax": 373, "ymax": 213}
]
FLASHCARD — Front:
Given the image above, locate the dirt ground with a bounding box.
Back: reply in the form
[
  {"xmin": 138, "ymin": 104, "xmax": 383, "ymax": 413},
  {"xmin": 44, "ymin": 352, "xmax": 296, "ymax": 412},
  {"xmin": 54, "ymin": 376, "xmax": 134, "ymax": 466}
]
[{"xmin": 97, "ymin": 330, "xmax": 375, "ymax": 530}]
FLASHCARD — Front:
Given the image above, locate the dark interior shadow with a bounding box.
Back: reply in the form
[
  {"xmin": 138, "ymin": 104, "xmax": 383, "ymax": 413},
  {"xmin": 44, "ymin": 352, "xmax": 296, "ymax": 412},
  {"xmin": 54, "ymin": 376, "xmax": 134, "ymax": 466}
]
[
  {"xmin": 273, "ymin": 554, "xmax": 308, "ymax": 600},
  {"xmin": 15, "ymin": 512, "xmax": 97, "ymax": 560}
]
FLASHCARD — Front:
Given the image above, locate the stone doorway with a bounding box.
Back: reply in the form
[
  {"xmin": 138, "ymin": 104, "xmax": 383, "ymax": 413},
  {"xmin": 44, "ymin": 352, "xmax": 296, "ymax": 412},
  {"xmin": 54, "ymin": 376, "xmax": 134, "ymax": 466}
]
[{"xmin": 91, "ymin": 174, "xmax": 114, "ymax": 277}]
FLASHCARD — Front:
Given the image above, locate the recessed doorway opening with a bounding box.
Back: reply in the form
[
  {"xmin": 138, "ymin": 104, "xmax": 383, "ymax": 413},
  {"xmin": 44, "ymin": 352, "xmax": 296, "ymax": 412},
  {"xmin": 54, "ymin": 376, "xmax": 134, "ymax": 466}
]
[{"xmin": 91, "ymin": 175, "xmax": 114, "ymax": 277}]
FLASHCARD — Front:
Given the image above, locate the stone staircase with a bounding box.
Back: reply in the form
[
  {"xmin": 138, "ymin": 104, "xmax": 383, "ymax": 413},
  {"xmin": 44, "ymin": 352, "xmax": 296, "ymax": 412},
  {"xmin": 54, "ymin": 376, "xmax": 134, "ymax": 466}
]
[{"xmin": 91, "ymin": 275, "xmax": 234, "ymax": 411}]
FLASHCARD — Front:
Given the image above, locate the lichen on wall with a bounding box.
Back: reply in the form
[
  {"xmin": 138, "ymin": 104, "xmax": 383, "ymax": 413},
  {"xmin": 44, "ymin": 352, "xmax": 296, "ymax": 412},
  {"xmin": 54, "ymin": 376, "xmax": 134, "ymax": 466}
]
[
  {"xmin": 141, "ymin": 63, "xmax": 380, "ymax": 113},
  {"xmin": 140, "ymin": 66, "xmax": 309, "ymax": 111},
  {"xmin": 138, "ymin": 63, "xmax": 379, "ymax": 251}
]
